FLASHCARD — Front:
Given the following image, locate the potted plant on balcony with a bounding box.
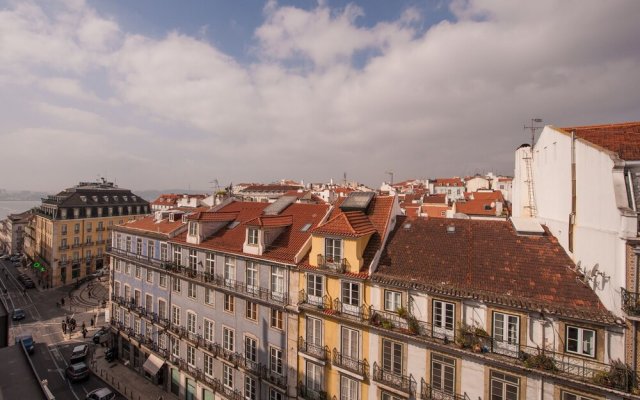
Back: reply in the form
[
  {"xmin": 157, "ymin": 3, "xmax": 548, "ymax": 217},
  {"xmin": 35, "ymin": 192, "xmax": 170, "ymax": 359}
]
[
  {"xmin": 396, "ymin": 306, "xmax": 408, "ymax": 319},
  {"xmin": 522, "ymin": 351, "xmax": 558, "ymax": 372},
  {"xmin": 592, "ymin": 360, "xmax": 635, "ymax": 392},
  {"xmin": 381, "ymin": 319, "xmax": 394, "ymax": 329}
]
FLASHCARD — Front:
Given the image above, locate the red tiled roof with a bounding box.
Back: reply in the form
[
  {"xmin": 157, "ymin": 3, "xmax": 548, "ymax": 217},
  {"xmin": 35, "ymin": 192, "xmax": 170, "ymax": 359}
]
[
  {"xmin": 464, "ymin": 191, "xmax": 504, "ymax": 202},
  {"xmin": 245, "ymin": 215, "xmax": 293, "ymax": 228},
  {"xmin": 497, "ymin": 177, "xmax": 513, "ymax": 182},
  {"xmin": 152, "ymin": 194, "xmax": 181, "ymax": 206},
  {"xmin": 433, "ymin": 178, "xmax": 464, "ymax": 187},
  {"xmin": 456, "ymin": 199, "xmax": 500, "ymax": 216},
  {"xmin": 375, "ymin": 217, "xmax": 613, "ymax": 323},
  {"xmin": 186, "ymin": 211, "xmax": 239, "ymax": 222},
  {"xmin": 311, "ymin": 211, "xmax": 376, "ymax": 237},
  {"xmin": 116, "ymin": 215, "xmax": 185, "ymax": 235},
  {"xmin": 171, "ymin": 201, "xmax": 329, "ymax": 264},
  {"xmin": 558, "ymin": 121, "xmax": 640, "ymax": 161},
  {"xmin": 423, "ymin": 194, "xmax": 447, "ymax": 204}
]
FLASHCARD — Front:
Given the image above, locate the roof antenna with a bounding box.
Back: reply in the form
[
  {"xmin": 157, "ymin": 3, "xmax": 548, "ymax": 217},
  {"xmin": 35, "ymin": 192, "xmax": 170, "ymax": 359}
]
[{"xmin": 524, "ymin": 118, "xmax": 544, "ymax": 147}]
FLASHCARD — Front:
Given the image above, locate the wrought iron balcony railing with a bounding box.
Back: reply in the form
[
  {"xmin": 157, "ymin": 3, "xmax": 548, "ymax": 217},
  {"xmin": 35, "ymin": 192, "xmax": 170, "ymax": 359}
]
[
  {"xmin": 332, "ymin": 348, "xmax": 369, "ymax": 377},
  {"xmin": 622, "ymin": 287, "xmax": 640, "ymax": 316},
  {"xmin": 298, "ymin": 337, "xmax": 330, "ymax": 361},
  {"xmin": 316, "ymin": 254, "xmax": 349, "ymax": 273},
  {"xmin": 420, "ymin": 378, "xmax": 465, "ymax": 400},
  {"xmin": 298, "ymin": 383, "xmax": 327, "ymax": 400},
  {"xmin": 372, "ymin": 362, "xmax": 415, "ymax": 395},
  {"xmin": 299, "ymin": 290, "xmax": 371, "ymax": 322}
]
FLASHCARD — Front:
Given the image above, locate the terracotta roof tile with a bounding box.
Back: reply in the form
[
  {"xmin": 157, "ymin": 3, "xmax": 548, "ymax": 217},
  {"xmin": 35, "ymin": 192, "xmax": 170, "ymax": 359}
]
[
  {"xmin": 186, "ymin": 211, "xmax": 239, "ymax": 222},
  {"xmin": 374, "ymin": 217, "xmax": 614, "ymax": 324},
  {"xmin": 433, "ymin": 178, "xmax": 464, "ymax": 187},
  {"xmin": 245, "ymin": 215, "xmax": 293, "ymax": 228},
  {"xmin": 559, "ymin": 121, "xmax": 640, "ymax": 160},
  {"xmin": 423, "ymin": 194, "xmax": 447, "ymax": 204},
  {"xmin": 311, "ymin": 211, "xmax": 376, "ymax": 237},
  {"xmin": 116, "ymin": 215, "xmax": 185, "ymax": 235}
]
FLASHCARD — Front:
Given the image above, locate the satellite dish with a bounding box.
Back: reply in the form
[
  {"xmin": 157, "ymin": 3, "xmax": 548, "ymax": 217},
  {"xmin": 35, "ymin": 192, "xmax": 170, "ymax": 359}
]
[{"xmin": 590, "ymin": 263, "xmax": 600, "ymax": 278}]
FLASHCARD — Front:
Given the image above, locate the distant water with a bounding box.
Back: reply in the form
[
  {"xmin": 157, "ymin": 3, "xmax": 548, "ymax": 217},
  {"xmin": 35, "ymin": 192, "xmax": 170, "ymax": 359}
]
[{"xmin": 0, "ymin": 200, "xmax": 40, "ymax": 220}]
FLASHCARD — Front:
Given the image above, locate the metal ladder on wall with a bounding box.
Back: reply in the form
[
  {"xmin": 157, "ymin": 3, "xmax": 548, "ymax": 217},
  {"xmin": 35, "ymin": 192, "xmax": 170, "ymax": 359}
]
[{"xmin": 524, "ymin": 153, "xmax": 537, "ymax": 217}]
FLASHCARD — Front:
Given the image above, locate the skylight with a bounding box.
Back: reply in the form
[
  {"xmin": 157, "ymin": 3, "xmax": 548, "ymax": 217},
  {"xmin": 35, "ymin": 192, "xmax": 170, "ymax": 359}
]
[
  {"xmin": 300, "ymin": 223, "xmax": 312, "ymax": 232},
  {"xmin": 228, "ymin": 221, "xmax": 241, "ymax": 229}
]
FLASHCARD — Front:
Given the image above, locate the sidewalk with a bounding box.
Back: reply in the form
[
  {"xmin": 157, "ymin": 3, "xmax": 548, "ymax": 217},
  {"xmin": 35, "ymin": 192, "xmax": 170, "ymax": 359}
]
[{"xmin": 90, "ymin": 345, "xmax": 177, "ymax": 400}]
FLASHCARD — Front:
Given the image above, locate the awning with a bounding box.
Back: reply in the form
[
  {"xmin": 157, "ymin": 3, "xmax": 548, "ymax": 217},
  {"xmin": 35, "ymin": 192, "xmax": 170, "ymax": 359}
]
[{"xmin": 143, "ymin": 353, "xmax": 165, "ymax": 375}]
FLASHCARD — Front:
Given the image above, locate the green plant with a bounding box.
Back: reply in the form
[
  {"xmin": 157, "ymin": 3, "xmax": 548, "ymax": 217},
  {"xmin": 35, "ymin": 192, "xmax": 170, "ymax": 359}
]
[
  {"xmin": 407, "ymin": 316, "xmax": 420, "ymax": 335},
  {"xmin": 592, "ymin": 360, "xmax": 635, "ymax": 392},
  {"xmin": 522, "ymin": 352, "xmax": 558, "ymax": 371},
  {"xmin": 396, "ymin": 306, "xmax": 408, "ymax": 318},
  {"xmin": 381, "ymin": 319, "xmax": 394, "ymax": 329}
]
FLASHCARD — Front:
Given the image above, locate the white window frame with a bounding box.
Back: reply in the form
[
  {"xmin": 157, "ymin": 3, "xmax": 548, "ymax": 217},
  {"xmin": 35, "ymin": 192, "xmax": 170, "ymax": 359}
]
[
  {"xmin": 224, "ymin": 293, "xmax": 235, "ymax": 313},
  {"xmin": 204, "ymin": 319, "xmax": 215, "ymax": 343},
  {"xmin": 325, "ymin": 237, "xmax": 342, "ymax": 263},
  {"xmin": 172, "ymin": 277, "xmax": 181, "ymax": 293},
  {"xmin": 245, "ymin": 376, "xmax": 257, "ymax": 400},
  {"xmin": 306, "ymin": 361, "xmax": 324, "ymax": 393},
  {"xmin": 205, "ymin": 287, "xmax": 215, "ymax": 306},
  {"xmin": 561, "ymin": 391, "xmax": 596, "ymax": 400},
  {"xmin": 245, "ymin": 336, "xmax": 258, "ymax": 363},
  {"xmin": 382, "ymin": 338, "xmax": 403, "ymax": 375},
  {"xmin": 269, "ymin": 346, "xmax": 283, "ymax": 376},
  {"xmin": 224, "ymin": 256, "xmax": 236, "ymax": 286},
  {"xmin": 271, "ymin": 266, "xmax": 285, "ymax": 301},
  {"xmin": 171, "ymin": 305, "xmax": 180, "ymax": 326},
  {"xmin": 205, "ymin": 252, "xmax": 215, "ymax": 275},
  {"xmin": 223, "ymin": 363, "xmax": 233, "ymax": 389},
  {"xmin": 223, "ymin": 327, "xmax": 235, "ymax": 352},
  {"xmin": 188, "ymin": 281, "xmax": 197, "ymax": 299},
  {"xmin": 489, "ymin": 370, "xmax": 520, "ymax": 400},
  {"xmin": 566, "ymin": 325, "xmax": 596, "ymax": 358},
  {"xmin": 159, "ymin": 273, "xmax": 167, "ymax": 288},
  {"xmin": 432, "ymin": 300, "xmax": 455, "ymax": 340},
  {"xmin": 307, "ymin": 273, "xmax": 324, "ymax": 306},
  {"xmin": 384, "ymin": 290, "xmax": 402, "ymax": 312},
  {"xmin": 186, "ymin": 311, "xmax": 197, "ymax": 334},
  {"xmin": 340, "ymin": 326, "xmax": 359, "ymax": 359},
  {"xmin": 340, "ymin": 375, "xmax": 359, "ymax": 400},
  {"xmin": 270, "ymin": 308, "xmax": 283, "ymax": 330},
  {"xmin": 204, "ymin": 353, "xmax": 214, "ymax": 377},
  {"xmin": 306, "ymin": 317, "xmax": 323, "ymax": 346},
  {"xmin": 246, "ymin": 301, "xmax": 258, "ymax": 321},
  {"xmin": 248, "ymin": 228, "xmax": 259, "ymax": 245},
  {"xmin": 187, "ymin": 345, "xmax": 196, "ymax": 366},
  {"xmin": 431, "ymin": 353, "xmax": 455, "ymax": 395},
  {"xmin": 246, "ymin": 262, "xmax": 258, "ymax": 294}
]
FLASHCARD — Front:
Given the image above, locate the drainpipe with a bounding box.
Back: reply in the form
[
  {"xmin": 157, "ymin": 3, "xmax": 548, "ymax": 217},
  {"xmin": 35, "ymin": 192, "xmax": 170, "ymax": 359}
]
[{"xmin": 569, "ymin": 131, "xmax": 576, "ymax": 253}]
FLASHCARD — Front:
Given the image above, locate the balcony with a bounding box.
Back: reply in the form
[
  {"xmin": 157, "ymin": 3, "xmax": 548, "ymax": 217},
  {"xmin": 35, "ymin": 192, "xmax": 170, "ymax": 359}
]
[
  {"xmin": 622, "ymin": 288, "xmax": 640, "ymax": 316},
  {"xmin": 96, "ymin": 226, "xmax": 106, "ymax": 231},
  {"xmin": 420, "ymin": 378, "xmax": 464, "ymax": 400},
  {"xmin": 71, "ymin": 243, "xmax": 82, "ymax": 248},
  {"xmin": 299, "ymin": 290, "xmax": 371, "ymax": 322},
  {"xmin": 372, "ymin": 362, "xmax": 415, "ymax": 395},
  {"xmin": 332, "ymin": 348, "xmax": 369, "ymax": 377},
  {"xmin": 59, "ymin": 245, "xmax": 69, "ymax": 250},
  {"xmin": 298, "ymin": 384, "xmax": 327, "ymax": 400},
  {"xmin": 298, "ymin": 337, "xmax": 330, "ymax": 361},
  {"xmin": 316, "ymin": 255, "xmax": 349, "ymax": 273}
]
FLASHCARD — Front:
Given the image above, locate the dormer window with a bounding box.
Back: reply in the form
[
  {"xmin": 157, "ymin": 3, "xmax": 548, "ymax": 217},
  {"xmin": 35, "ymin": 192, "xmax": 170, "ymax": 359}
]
[
  {"xmin": 248, "ymin": 228, "xmax": 259, "ymax": 245},
  {"xmin": 92, "ymin": 196, "xmax": 98, "ymax": 202},
  {"xmin": 103, "ymin": 196, "xmax": 109, "ymax": 202},
  {"xmin": 80, "ymin": 196, "xmax": 87, "ymax": 202},
  {"xmin": 325, "ymin": 238, "xmax": 342, "ymax": 264},
  {"xmin": 189, "ymin": 221, "xmax": 199, "ymax": 236}
]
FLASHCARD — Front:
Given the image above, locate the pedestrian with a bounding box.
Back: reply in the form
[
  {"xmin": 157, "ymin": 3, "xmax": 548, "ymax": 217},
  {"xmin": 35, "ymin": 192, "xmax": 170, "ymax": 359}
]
[
  {"xmin": 90, "ymin": 317, "xmax": 94, "ymax": 327},
  {"xmin": 81, "ymin": 322, "xmax": 86, "ymax": 330},
  {"xmin": 82, "ymin": 328, "xmax": 87, "ymax": 339},
  {"xmin": 62, "ymin": 321, "xmax": 67, "ymax": 334},
  {"xmin": 66, "ymin": 315, "xmax": 69, "ymax": 324},
  {"xmin": 61, "ymin": 297, "xmax": 65, "ymax": 306}
]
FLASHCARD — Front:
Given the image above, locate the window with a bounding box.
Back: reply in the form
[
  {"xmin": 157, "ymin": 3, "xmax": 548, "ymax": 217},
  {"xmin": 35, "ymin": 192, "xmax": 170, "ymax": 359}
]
[
  {"xmin": 188, "ymin": 221, "xmax": 198, "ymax": 236},
  {"xmin": 187, "ymin": 345, "xmax": 195, "ymax": 366},
  {"xmin": 115, "ymin": 260, "xmax": 121, "ymax": 272},
  {"xmin": 124, "ymin": 285, "xmax": 131, "ymax": 300},
  {"xmin": 74, "ymin": 223, "xmax": 80, "ymax": 233},
  {"xmin": 172, "ymin": 277, "xmax": 181, "ymax": 293},
  {"xmin": 307, "ymin": 274, "xmax": 324, "ymax": 305},
  {"xmin": 205, "ymin": 288, "xmax": 215, "ymax": 306},
  {"xmin": 382, "ymin": 339, "xmax": 403, "ymax": 375},
  {"xmin": 223, "ymin": 364, "xmax": 233, "ymax": 389},
  {"xmin": 160, "ymin": 244, "xmax": 168, "ymax": 261},
  {"xmin": 269, "ymin": 389, "xmax": 283, "ymax": 400},
  {"xmin": 246, "ymin": 262, "xmax": 258, "ymax": 293},
  {"xmin": 158, "ymin": 299, "xmax": 167, "ymax": 320},
  {"xmin": 341, "ymin": 281, "xmax": 360, "ymax": 315},
  {"xmin": 270, "ymin": 309, "xmax": 283, "ymax": 330},
  {"xmin": 204, "ymin": 354, "xmax": 214, "ymax": 377},
  {"xmin": 490, "ymin": 371, "xmax": 519, "ymax": 400},
  {"xmin": 223, "ymin": 327, "xmax": 234, "ymax": 352},
  {"xmin": 159, "ymin": 273, "xmax": 167, "ymax": 288},
  {"xmin": 135, "ymin": 265, "xmax": 141, "ymax": 279},
  {"xmin": 204, "ymin": 319, "xmax": 214, "ymax": 343},
  {"xmin": 431, "ymin": 354, "xmax": 455, "ymax": 395},
  {"xmin": 147, "ymin": 240, "xmax": 154, "ymax": 258},
  {"xmin": 245, "ymin": 336, "xmax": 257, "ymax": 362},
  {"xmin": 224, "ymin": 256, "xmax": 235, "ymax": 286},
  {"xmin": 188, "ymin": 282, "xmax": 197, "ymax": 299},
  {"xmin": 433, "ymin": 300, "xmax": 455, "ymax": 339},
  {"xmin": 340, "ymin": 376, "xmax": 359, "ymax": 400},
  {"xmin": 189, "ymin": 249, "xmax": 197, "ymax": 270},
  {"xmin": 561, "ymin": 391, "xmax": 596, "ymax": 400},
  {"xmin": 306, "ymin": 317, "xmax": 322, "ymax": 346},
  {"xmin": 566, "ymin": 326, "xmax": 596, "ymax": 357},
  {"xmin": 245, "ymin": 376, "xmax": 257, "ymax": 400},
  {"xmin": 381, "ymin": 393, "xmax": 402, "ymax": 400},
  {"xmin": 125, "ymin": 262, "xmax": 131, "ymax": 275},
  {"xmin": 271, "ymin": 266, "xmax": 285, "ymax": 300},
  {"xmin": 171, "ymin": 336, "xmax": 180, "ymax": 357},
  {"xmin": 224, "ymin": 294, "xmax": 235, "ymax": 313},
  {"xmin": 248, "ymin": 228, "xmax": 259, "ymax": 245},
  {"xmin": 136, "ymin": 238, "xmax": 142, "ymax": 255},
  {"xmin": 114, "ymin": 281, "xmax": 121, "ymax": 297},
  {"xmin": 171, "ymin": 305, "xmax": 180, "ymax": 326},
  {"xmin": 145, "ymin": 294, "xmax": 153, "ymax": 312},
  {"xmin": 146, "ymin": 268, "xmax": 153, "ymax": 283},
  {"xmin": 325, "ymin": 238, "xmax": 342, "ymax": 263},
  {"xmin": 126, "ymin": 236, "xmax": 131, "ymax": 252},
  {"xmin": 493, "ymin": 312, "xmax": 520, "ymax": 357},
  {"xmin": 270, "ymin": 346, "xmax": 283, "ymax": 375},
  {"xmin": 61, "ymin": 224, "xmax": 67, "ymax": 235},
  {"xmin": 306, "ymin": 361, "xmax": 324, "ymax": 393},
  {"xmin": 187, "ymin": 312, "xmax": 196, "ymax": 333},
  {"xmin": 205, "ymin": 253, "xmax": 215, "ymax": 275},
  {"xmin": 246, "ymin": 301, "xmax": 257, "ymax": 321},
  {"xmin": 341, "ymin": 327, "xmax": 359, "ymax": 359},
  {"xmin": 384, "ymin": 290, "xmax": 402, "ymax": 312},
  {"xmin": 173, "ymin": 247, "xmax": 181, "ymax": 266}
]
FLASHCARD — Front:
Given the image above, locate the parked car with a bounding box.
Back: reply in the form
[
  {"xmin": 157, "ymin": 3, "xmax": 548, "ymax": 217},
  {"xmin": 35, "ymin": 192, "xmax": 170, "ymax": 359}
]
[
  {"xmin": 21, "ymin": 279, "xmax": 35, "ymax": 289},
  {"xmin": 92, "ymin": 327, "xmax": 109, "ymax": 344},
  {"xmin": 12, "ymin": 308, "xmax": 26, "ymax": 321},
  {"xmin": 70, "ymin": 344, "xmax": 89, "ymax": 363},
  {"xmin": 0, "ymin": 254, "xmax": 10, "ymax": 260},
  {"xmin": 66, "ymin": 362, "xmax": 90, "ymax": 382},
  {"xmin": 104, "ymin": 347, "xmax": 117, "ymax": 362},
  {"xmin": 14, "ymin": 333, "xmax": 35, "ymax": 354},
  {"xmin": 85, "ymin": 388, "xmax": 116, "ymax": 400}
]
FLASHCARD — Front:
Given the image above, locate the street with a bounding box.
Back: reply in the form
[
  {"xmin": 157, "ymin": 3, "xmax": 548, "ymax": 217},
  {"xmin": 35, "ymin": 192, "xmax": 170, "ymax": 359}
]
[{"xmin": 0, "ymin": 258, "xmax": 124, "ymax": 400}]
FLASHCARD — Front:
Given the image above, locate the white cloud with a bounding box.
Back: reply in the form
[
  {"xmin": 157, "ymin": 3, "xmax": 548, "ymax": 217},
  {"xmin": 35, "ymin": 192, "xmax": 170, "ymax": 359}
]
[{"xmin": 1, "ymin": 0, "xmax": 640, "ymax": 192}]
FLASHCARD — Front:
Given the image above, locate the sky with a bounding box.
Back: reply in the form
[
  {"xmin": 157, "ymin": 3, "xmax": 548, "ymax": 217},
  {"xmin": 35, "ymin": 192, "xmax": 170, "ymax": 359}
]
[{"xmin": 1, "ymin": 0, "xmax": 639, "ymax": 192}]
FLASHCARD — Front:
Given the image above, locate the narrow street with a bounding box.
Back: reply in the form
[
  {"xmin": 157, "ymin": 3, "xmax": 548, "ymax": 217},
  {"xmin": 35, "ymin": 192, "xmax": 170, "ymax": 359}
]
[{"xmin": 1, "ymin": 259, "xmax": 124, "ymax": 400}]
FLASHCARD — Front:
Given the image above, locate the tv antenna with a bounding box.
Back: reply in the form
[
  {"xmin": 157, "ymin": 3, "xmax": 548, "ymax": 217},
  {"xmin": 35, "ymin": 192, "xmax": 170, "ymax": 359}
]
[{"xmin": 524, "ymin": 118, "xmax": 544, "ymax": 147}]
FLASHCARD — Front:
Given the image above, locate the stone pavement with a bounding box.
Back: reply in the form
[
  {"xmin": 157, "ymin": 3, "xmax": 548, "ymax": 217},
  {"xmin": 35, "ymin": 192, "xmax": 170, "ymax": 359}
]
[{"xmin": 90, "ymin": 346, "xmax": 178, "ymax": 400}]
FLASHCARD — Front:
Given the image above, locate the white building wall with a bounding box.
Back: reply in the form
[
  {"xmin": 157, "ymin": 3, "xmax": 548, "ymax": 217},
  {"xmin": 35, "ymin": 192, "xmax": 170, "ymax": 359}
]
[
  {"xmin": 466, "ymin": 177, "xmax": 490, "ymax": 193},
  {"xmin": 460, "ymin": 358, "xmax": 485, "ymax": 399}
]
